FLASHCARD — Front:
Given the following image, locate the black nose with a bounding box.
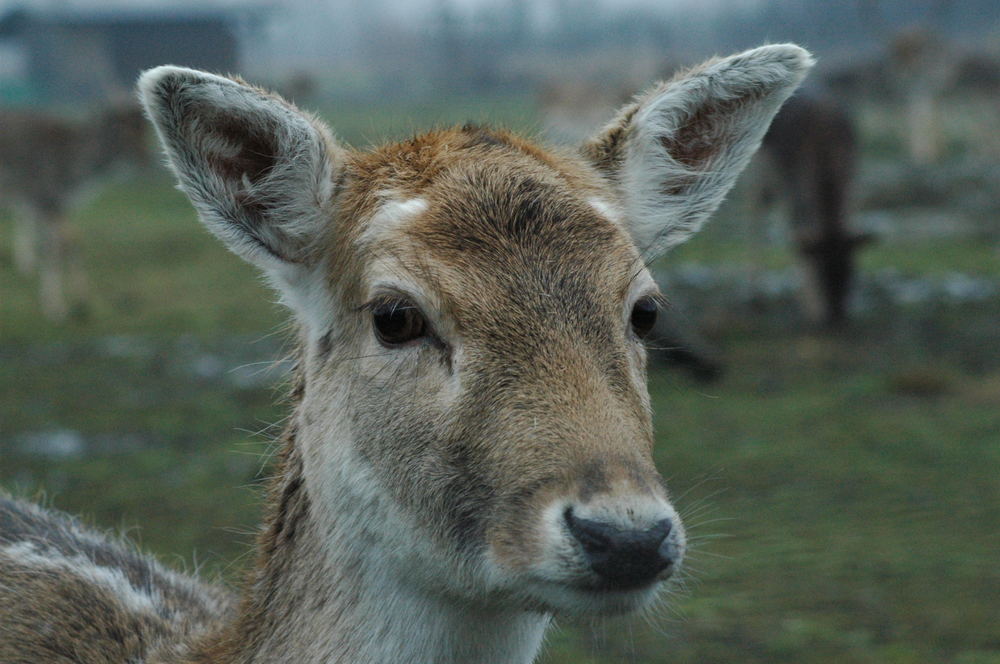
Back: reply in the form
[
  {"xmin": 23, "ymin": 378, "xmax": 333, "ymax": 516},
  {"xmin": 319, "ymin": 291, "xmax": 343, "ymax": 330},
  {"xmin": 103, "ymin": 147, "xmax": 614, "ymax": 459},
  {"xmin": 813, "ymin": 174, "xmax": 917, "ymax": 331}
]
[{"xmin": 565, "ymin": 508, "xmax": 676, "ymax": 589}]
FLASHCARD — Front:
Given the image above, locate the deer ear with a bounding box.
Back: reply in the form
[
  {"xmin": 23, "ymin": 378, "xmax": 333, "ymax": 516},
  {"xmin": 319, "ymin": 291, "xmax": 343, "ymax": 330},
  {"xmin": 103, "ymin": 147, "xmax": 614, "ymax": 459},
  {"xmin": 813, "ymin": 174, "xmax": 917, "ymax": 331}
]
[
  {"xmin": 584, "ymin": 44, "xmax": 813, "ymax": 259},
  {"xmin": 138, "ymin": 66, "xmax": 342, "ymax": 272},
  {"xmin": 138, "ymin": 66, "xmax": 344, "ymax": 335}
]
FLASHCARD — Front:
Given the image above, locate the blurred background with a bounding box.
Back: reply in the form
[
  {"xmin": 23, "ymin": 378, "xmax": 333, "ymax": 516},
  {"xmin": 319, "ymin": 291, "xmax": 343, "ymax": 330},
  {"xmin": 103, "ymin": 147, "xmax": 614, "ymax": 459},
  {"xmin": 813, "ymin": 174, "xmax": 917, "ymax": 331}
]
[{"xmin": 1, "ymin": 1, "xmax": 998, "ymax": 662}]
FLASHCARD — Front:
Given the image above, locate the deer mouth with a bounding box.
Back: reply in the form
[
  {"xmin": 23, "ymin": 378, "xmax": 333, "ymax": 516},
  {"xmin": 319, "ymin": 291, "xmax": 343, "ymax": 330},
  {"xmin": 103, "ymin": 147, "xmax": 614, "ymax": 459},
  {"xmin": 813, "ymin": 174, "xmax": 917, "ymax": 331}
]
[{"xmin": 519, "ymin": 572, "xmax": 667, "ymax": 617}]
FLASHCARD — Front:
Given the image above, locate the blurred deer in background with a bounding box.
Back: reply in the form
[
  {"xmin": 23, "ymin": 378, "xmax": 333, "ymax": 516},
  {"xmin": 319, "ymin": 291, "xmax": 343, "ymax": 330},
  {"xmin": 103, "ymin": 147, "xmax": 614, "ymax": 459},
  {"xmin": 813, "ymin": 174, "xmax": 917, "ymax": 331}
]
[
  {"xmin": 887, "ymin": 27, "xmax": 958, "ymax": 164},
  {"xmin": 760, "ymin": 92, "xmax": 870, "ymax": 327},
  {"xmin": 0, "ymin": 104, "xmax": 147, "ymax": 321},
  {"xmin": 0, "ymin": 44, "xmax": 811, "ymax": 663},
  {"xmin": 859, "ymin": 0, "xmax": 961, "ymax": 164}
]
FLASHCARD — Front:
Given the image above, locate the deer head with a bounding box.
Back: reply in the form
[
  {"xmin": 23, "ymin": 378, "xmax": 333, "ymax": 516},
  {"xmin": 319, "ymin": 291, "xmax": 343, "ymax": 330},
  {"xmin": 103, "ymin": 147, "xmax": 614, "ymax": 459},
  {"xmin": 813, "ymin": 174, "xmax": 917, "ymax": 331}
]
[{"xmin": 138, "ymin": 45, "xmax": 811, "ymax": 630}]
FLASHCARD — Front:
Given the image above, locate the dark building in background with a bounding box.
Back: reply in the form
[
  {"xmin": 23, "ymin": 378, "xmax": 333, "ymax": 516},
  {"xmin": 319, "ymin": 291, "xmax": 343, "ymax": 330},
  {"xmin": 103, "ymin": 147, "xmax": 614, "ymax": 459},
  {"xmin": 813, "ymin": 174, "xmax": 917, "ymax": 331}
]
[{"xmin": 0, "ymin": 6, "xmax": 262, "ymax": 104}]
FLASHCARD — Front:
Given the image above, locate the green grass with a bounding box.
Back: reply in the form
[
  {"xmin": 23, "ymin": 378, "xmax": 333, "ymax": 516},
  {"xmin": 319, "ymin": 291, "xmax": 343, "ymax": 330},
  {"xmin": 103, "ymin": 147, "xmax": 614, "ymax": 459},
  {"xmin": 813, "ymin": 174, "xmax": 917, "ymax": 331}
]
[
  {"xmin": 2, "ymin": 108, "xmax": 999, "ymax": 662},
  {"xmin": 859, "ymin": 240, "xmax": 1000, "ymax": 277},
  {"xmin": 667, "ymin": 234, "xmax": 1000, "ymax": 278},
  {"xmin": 0, "ymin": 174, "xmax": 284, "ymax": 343}
]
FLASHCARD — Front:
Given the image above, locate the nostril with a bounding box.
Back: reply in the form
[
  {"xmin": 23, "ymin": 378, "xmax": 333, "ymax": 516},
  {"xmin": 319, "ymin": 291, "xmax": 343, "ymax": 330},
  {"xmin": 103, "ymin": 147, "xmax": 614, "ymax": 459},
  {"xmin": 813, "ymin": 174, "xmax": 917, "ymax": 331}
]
[
  {"xmin": 564, "ymin": 508, "xmax": 613, "ymax": 554},
  {"xmin": 652, "ymin": 518, "xmax": 672, "ymax": 540},
  {"xmin": 655, "ymin": 521, "xmax": 679, "ymax": 574}
]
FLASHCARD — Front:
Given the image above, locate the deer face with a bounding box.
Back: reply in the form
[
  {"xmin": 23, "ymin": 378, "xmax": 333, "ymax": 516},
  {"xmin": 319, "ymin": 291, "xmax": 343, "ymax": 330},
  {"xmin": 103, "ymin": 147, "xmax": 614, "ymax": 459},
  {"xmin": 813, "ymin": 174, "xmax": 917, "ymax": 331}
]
[
  {"xmin": 139, "ymin": 44, "xmax": 811, "ymax": 616},
  {"xmin": 323, "ymin": 141, "xmax": 678, "ymax": 614}
]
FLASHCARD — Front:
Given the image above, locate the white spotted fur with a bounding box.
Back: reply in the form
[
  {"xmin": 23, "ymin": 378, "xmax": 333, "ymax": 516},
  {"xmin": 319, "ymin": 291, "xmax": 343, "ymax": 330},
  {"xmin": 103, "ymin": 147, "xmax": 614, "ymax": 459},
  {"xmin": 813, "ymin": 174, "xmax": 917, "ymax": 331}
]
[
  {"xmin": 3, "ymin": 541, "xmax": 163, "ymax": 615},
  {"xmin": 359, "ymin": 197, "xmax": 429, "ymax": 245}
]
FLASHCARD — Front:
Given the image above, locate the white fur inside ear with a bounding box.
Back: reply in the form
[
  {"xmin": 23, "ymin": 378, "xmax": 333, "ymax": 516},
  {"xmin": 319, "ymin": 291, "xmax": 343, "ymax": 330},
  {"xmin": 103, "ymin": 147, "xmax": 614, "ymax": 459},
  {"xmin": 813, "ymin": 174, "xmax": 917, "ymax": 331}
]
[{"xmin": 617, "ymin": 44, "xmax": 813, "ymax": 258}]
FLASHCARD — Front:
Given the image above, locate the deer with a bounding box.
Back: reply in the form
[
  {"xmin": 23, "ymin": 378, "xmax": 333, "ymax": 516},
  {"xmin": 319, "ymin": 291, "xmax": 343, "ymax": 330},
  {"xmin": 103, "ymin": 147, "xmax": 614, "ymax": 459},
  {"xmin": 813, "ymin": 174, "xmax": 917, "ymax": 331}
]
[
  {"xmin": 0, "ymin": 44, "xmax": 811, "ymax": 664},
  {"xmin": 0, "ymin": 104, "xmax": 148, "ymax": 321},
  {"xmin": 759, "ymin": 91, "xmax": 870, "ymax": 327},
  {"xmin": 857, "ymin": 0, "xmax": 962, "ymax": 165}
]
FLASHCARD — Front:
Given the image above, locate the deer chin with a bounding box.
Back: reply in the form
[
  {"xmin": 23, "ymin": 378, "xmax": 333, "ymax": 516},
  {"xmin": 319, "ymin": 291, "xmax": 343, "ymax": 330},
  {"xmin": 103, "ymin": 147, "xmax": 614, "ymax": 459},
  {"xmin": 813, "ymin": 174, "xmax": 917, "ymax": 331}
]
[{"xmin": 513, "ymin": 572, "xmax": 668, "ymax": 617}]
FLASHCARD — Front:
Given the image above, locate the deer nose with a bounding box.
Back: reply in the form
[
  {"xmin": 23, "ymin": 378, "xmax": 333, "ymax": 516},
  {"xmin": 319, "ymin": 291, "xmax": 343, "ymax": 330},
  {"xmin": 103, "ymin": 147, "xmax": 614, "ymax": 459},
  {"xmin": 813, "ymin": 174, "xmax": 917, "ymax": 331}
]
[{"xmin": 565, "ymin": 508, "xmax": 676, "ymax": 589}]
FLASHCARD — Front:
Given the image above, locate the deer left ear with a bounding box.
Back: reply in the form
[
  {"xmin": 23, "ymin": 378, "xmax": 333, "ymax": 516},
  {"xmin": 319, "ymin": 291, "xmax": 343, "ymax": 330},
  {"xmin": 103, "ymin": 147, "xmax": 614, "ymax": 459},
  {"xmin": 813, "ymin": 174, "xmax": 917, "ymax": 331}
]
[
  {"xmin": 138, "ymin": 66, "xmax": 342, "ymax": 273},
  {"xmin": 584, "ymin": 44, "xmax": 813, "ymax": 259},
  {"xmin": 138, "ymin": 66, "xmax": 345, "ymax": 337}
]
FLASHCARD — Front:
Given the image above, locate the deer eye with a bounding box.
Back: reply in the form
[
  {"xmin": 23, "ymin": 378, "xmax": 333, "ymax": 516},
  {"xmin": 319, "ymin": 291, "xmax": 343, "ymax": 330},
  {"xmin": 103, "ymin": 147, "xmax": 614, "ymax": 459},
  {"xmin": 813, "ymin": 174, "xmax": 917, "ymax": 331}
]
[
  {"xmin": 630, "ymin": 296, "xmax": 658, "ymax": 339},
  {"xmin": 371, "ymin": 298, "xmax": 428, "ymax": 347}
]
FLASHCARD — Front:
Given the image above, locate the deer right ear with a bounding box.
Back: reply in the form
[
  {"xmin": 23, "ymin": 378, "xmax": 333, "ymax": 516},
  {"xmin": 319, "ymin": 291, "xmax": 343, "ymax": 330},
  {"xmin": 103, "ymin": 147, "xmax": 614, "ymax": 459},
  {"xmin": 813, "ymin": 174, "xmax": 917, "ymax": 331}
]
[
  {"xmin": 138, "ymin": 66, "xmax": 342, "ymax": 274},
  {"xmin": 584, "ymin": 44, "xmax": 813, "ymax": 260}
]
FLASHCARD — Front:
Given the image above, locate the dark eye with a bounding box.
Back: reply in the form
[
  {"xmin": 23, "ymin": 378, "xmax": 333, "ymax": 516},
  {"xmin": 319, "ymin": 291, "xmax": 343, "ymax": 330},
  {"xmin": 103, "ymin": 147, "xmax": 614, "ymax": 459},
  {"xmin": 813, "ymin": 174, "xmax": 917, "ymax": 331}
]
[
  {"xmin": 630, "ymin": 296, "xmax": 658, "ymax": 339},
  {"xmin": 371, "ymin": 299, "xmax": 428, "ymax": 347}
]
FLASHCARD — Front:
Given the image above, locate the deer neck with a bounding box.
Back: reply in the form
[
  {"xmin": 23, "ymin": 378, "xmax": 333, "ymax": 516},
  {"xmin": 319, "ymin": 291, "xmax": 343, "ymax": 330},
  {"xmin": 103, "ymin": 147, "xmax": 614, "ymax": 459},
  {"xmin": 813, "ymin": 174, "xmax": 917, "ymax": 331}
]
[{"xmin": 187, "ymin": 416, "xmax": 550, "ymax": 664}]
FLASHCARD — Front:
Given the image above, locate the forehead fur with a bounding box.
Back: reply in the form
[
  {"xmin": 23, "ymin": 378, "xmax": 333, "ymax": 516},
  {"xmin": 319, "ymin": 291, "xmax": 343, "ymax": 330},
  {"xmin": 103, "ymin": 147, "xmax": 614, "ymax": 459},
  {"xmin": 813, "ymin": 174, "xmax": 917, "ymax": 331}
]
[
  {"xmin": 348, "ymin": 124, "xmax": 605, "ymax": 199},
  {"xmin": 337, "ymin": 125, "xmax": 643, "ymax": 309}
]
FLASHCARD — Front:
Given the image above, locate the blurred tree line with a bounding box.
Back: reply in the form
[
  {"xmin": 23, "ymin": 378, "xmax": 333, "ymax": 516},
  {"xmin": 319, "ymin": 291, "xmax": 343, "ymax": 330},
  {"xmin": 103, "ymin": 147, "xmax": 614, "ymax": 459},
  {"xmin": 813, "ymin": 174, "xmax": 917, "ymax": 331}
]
[{"xmin": 252, "ymin": 0, "xmax": 998, "ymax": 100}]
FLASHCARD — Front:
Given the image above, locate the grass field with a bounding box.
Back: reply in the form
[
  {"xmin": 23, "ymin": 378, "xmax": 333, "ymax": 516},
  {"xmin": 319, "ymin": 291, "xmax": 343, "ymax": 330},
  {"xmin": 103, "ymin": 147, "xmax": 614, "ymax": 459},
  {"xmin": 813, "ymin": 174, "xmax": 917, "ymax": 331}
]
[{"xmin": 1, "ymin": 101, "xmax": 998, "ymax": 663}]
